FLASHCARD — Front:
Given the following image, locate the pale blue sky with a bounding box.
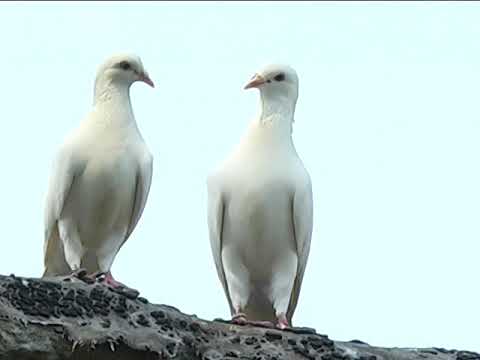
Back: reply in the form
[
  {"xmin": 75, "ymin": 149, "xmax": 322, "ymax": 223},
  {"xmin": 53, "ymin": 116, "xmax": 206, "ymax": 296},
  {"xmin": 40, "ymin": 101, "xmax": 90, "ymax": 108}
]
[{"xmin": 0, "ymin": 1, "xmax": 478, "ymax": 352}]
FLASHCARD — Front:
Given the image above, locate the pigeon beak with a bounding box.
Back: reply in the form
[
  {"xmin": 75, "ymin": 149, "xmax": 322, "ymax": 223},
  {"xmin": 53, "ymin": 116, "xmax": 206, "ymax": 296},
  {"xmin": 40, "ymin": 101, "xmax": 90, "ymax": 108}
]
[
  {"xmin": 244, "ymin": 74, "xmax": 266, "ymax": 90},
  {"xmin": 139, "ymin": 72, "xmax": 155, "ymax": 88}
]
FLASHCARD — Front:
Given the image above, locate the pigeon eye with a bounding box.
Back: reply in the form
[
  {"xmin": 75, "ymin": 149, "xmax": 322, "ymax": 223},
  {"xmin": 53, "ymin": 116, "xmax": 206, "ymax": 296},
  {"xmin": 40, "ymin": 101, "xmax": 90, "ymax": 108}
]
[
  {"xmin": 119, "ymin": 61, "xmax": 131, "ymax": 71},
  {"xmin": 274, "ymin": 73, "xmax": 285, "ymax": 82}
]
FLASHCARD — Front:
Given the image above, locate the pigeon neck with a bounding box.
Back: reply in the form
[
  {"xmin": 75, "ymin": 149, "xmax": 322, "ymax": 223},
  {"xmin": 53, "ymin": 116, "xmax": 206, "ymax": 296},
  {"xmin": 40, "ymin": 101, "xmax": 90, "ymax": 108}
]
[
  {"xmin": 257, "ymin": 93, "xmax": 295, "ymax": 134},
  {"xmin": 93, "ymin": 77, "xmax": 133, "ymax": 112},
  {"xmin": 91, "ymin": 77, "xmax": 137, "ymax": 129}
]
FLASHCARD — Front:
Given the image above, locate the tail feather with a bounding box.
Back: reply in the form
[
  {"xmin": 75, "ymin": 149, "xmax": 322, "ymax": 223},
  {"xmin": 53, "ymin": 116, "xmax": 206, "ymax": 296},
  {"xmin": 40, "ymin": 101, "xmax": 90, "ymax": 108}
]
[{"xmin": 43, "ymin": 224, "xmax": 71, "ymax": 277}]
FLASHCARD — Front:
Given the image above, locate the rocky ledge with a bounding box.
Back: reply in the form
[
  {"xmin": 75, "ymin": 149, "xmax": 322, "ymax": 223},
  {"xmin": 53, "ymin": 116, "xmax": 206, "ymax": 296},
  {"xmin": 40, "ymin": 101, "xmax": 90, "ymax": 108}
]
[{"xmin": 0, "ymin": 274, "xmax": 477, "ymax": 360}]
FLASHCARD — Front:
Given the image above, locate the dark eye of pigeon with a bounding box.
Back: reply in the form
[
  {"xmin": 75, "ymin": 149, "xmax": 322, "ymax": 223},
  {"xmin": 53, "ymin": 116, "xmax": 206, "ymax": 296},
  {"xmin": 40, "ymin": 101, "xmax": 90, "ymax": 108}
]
[
  {"xmin": 274, "ymin": 73, "xmax": 285, "ymax": 82},
  {"xmin": 119, "ymin": 61, "xmax": 131, "ymax": 71}
]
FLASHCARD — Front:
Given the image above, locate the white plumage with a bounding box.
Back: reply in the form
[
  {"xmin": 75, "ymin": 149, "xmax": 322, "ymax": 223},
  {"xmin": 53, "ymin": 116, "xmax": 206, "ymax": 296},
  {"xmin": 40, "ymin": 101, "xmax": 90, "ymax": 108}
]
[
  {"xmin": 207, "ymin": 64, "xmax": 313, "ymax": 328},
  {"xmin": 43, "ymin": 53, "xmax": 154, "ymax": 288}
]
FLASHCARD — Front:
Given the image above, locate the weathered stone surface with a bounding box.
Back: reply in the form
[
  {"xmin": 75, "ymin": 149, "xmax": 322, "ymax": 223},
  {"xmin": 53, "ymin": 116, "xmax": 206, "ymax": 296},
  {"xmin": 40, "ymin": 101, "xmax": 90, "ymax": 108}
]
[{"xmin": 0, "ymin": 274, "xmax": 477, "ymax": 360}]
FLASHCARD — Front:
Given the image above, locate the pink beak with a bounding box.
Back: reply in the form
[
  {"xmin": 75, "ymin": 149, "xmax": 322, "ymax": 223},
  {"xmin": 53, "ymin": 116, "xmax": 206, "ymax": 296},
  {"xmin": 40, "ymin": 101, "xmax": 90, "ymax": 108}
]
[
  {"xmin": 139, "ymin": 72, "xmax": 155, "ymax": 88},
  {"xmin": 244, "ymin": 73, "xmax": 266, "ymax": 90}
]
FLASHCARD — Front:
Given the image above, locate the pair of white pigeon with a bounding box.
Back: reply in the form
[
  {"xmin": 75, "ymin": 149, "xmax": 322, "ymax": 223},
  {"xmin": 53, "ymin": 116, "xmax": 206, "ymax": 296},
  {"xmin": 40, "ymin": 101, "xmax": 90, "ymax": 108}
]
[{"xmin": 43, "ymin": 53, "xmax": 313, "ymax": 330}]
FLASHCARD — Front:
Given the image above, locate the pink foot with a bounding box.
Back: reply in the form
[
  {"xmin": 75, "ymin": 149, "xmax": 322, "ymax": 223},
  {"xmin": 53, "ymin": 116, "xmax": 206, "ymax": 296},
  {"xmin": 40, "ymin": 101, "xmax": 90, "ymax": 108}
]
[
  {"xmin": 231, "ymin": 313, "xmax": 275, "ymax": 328},
  {"xmin": 72, "ymin": 268, "xmax": 87, "ymax": 277},
  {"xmin": 62, "ymin": 268, "xmax": 94, "ymax": 284},
  {"xmin": 102, "ymin": 272, "xmax": 127, "ymax": 288},
  {"xmin": 276, "ymin": 313, "xmax": 290, "ymax": 330},
  {"xmin": 231, "ymin": 312, "xmax": 248, "ymax": 324},
  {"xmin": 248, "ymin": 320, "xmax": 275, "ymax": 328},
  {"xmin": 94, "ymin": 271, "xmax": 140, "ymax": 299}
]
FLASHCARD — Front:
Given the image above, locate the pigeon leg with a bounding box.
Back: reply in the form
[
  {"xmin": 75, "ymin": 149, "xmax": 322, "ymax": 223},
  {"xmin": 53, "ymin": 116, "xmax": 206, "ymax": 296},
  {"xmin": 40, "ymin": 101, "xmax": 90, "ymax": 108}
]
[{"xmin": 276, "ymin": 312, "xmax": 291, "ymax": 330}]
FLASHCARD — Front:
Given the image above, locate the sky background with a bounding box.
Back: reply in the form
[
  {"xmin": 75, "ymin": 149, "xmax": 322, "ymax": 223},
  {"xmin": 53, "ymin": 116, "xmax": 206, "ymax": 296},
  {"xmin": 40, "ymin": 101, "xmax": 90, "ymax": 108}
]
[{"xmin": 0, "ymin": 1, "xmax": 478, "ymax": 352}]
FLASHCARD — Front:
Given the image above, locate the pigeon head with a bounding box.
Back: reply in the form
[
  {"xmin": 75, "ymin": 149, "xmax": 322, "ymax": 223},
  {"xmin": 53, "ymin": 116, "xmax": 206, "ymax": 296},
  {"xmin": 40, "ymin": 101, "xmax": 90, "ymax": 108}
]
[
  {"xmin": 96, "ymin": 53, "xmax": 154, "ymax": 89},
  {"xmin": 244, "ymin": 64, "xmax": 298, "ymax": 103}
]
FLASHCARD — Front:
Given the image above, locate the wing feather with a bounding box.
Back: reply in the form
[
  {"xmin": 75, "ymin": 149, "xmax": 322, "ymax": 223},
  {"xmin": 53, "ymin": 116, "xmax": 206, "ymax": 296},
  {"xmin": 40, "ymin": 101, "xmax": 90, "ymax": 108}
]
[
  {"xmin": 43, "ymin": 148, "xmax": 78, "ymax": 277},
  {"xmin": 287, "ymin": 175, "xmax": 314, "ymax": 323},
  {"xmin": 123, "ymin": 152, "xmax": 153, "ymax": 245},
  {"xmin": 207, "ymin": 176, "xmax": 234, "ymax": 315}
]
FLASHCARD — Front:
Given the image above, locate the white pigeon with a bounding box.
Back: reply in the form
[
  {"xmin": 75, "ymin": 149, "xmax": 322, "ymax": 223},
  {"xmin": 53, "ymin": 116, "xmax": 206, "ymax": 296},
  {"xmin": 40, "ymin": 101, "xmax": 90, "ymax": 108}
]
[
  {"xmin": 43, "ymin": 53, "xmax": 154, "ymax": 290},
  {"xmin": 207, "ymin": 64, "xmax": 313, "ymax": 329}
]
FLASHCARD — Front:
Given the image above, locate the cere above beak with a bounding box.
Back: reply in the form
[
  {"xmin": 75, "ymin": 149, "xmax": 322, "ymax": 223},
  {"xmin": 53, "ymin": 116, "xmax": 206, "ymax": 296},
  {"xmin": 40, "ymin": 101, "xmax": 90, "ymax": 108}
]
[
  {"xmin": 244, "ymin": 74, "xmax": 266, "ymax": 90},
  {"xmin": 139, "ymin": 72, "xmax": 155, "ymax": 88}
]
